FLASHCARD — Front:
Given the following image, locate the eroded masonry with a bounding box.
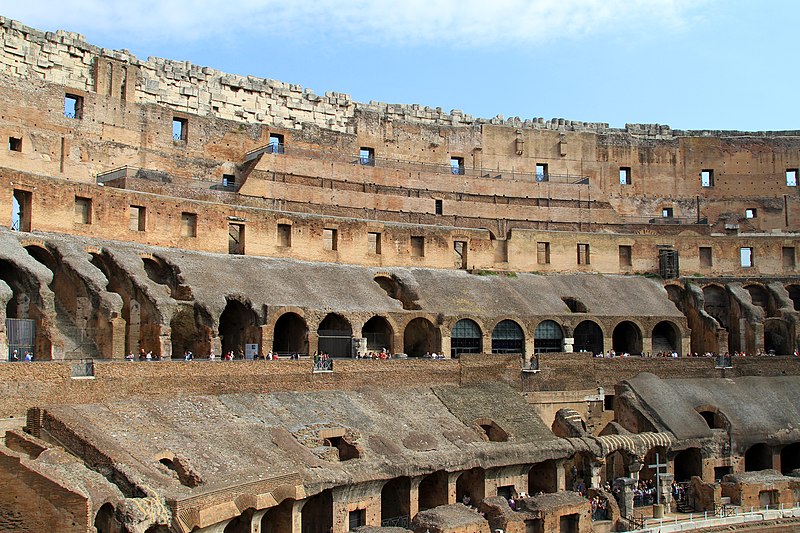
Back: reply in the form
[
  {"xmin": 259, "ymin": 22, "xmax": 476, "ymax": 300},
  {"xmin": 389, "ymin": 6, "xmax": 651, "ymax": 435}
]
[{"xmin": 0, "ymin": 16, "xmax": 799, "ymax": 533}]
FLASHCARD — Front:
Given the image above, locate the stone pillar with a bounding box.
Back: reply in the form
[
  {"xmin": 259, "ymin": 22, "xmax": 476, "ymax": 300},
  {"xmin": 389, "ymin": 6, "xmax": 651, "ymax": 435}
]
[
  {"xmin": 659, "ymin": 473, "xmax": 674, "ymax": 512},
  {"xmin": 250, "ymin": 509, "xmax": 268, "ymax": 533},
  {"xmin": 628, "ymin": 459, "xmax": 643, "ymax": 482},
  {"xmin": 109, "ymin": 315, "xmax": 126, "ymax": 358},
  {"xmin": 440, "ymin": 335, "xmax": 451, "ymax": 359},
  {"xmin": 613, "ymin": 477, "xmax": 636, "ymax": 518},
  {"xmin": 590, "ymin": 461, "xmax": 604, "ymax": 489},
  {"xmin": 643, "ymin": 336, "xmax": 653, "ymax": 357},
  {"xmin": 290, "ymin": 500, "xmax": 306, "ymax": 533},
  {"xmin": 309, "ymin": 332, "xmax": 319, "ymax": 356},
  {"xmin": 556, "ymin": 460, "xmax": 567, "ymax": 492},
  {"xmin": 447, "ymin": 472, "xmax": 460, "ymax": 505},
  {"xmin": 409, "ymin": 476, "xmax": 424, "ymax": 520},
  {"xmin": 562, "ymin": 337, "xmax": 574, "ymax": 353},
  {"xmin": 260, "ymin": 324, "xmax": 272, "ymax": 356}
]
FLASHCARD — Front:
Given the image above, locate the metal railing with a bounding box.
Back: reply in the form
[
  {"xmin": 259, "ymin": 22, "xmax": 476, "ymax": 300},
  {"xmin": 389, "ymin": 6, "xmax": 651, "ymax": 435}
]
[
  {"xmin": 381, "ymin": 516, "xmax": 410, "ymax": 528},
  {"xmin": 715, "ymin": 355, "xmax": 733, "ymax": 368},
  {"xmin": 313, "ymin": 359, "xmax": 333, "ymax": 373},
  {"xmin": 71, "ymin": 359, "xmax": 95, "ymax": 378}
]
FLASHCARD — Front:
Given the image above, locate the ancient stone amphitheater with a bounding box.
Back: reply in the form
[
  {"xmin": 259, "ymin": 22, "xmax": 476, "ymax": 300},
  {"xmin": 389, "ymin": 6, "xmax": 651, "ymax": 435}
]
[{"xmin": 0, "ymin": 16, "xmax": 798, "ymax": 533}]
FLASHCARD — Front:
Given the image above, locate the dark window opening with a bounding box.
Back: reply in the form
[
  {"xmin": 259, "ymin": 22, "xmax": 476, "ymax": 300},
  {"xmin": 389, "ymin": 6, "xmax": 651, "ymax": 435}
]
[
  {"xmin": 604, "ymin": 394, "xmax": 614, "ymax": 411},
  {"xmin": 64, "ymin": 93, "xmax": 83, "ymax": 119},
  {"xmin": 700, "ymin": 246, "xmax": 712, "ymax": 267},
  {"xmin": 536, "ymin": 163, "xmax": 549, "ymax": 181},
  {"xmin": 368, "ymin": 232, "xmax": 381, "ymax": 254},
  {"xmin": 783, "ymin": 247, "xmax": 796, "ymax": 269},
  {"xmin": 269, "ymin": 133, "xmax": 285, "ymax": 154},
  {"xmin": 619, "ymin": 167, "xmax": 631, "ymax": 185},
  {"xmin": 497, "ymin": 485, "xmax": 515, "ymax": 500},
  {"xmin": 278, "ymin": 223, "xmax": 292, "ymax": 247},
  {"xmin": 172, "ymin": 117, "xmax": 187, "ymax": 142},
  {"xmin": 359, "ymin": 147, "xmax": 375, "ymax": 165},
  {"xmin": 129, "ymin": 205, "xmax": 145, "ymax": 232},
  {"xmin": 349, "ymin": 509, "xmax": 366, "ymax": 530},
  {"xmin": 491, "ymin": 319, "xmax": 524, "ymax": 354},
  {"xmin": 701, "ymin": 169, "xmax": 714, "ymax": 188},
  {"xmin": 8, "ymin": 137, "xmax": 22, "ymax": 152},
  {"xmin": 534, "ymin": 320, "xmax": 563, "ymax": 353},
  {"xmin": 325, "ymin": 435, "xmax": 360, "ymax": 461},
  {"xmin": 181, "ymin": 212, "xmax": 197, "ymax": 237},
  {"xmin": 537, "ymin": 242, "xmax": 550, "ymax": 264},
  {"xmin": 619, "ymin": 245, "xmax": 632, "ymax": 267},
  {"xmin": 435, "ymin": 199, "xmax": 443, "ymax": 215},
  {"xmin": 451, "ymin": 318, "xmax": 482, "ymax": 358},
  {"xmin": 323, "ymin": 228, "xmax": 338, "ymax": 251},
  {"xmin": 699, "ymin": 411, "xmax": 716, "ymax": 428},
  {"xmin": 562, "ymin": 297, "xmax": 587, "ymax": 313},
  {"xmin": 662, "ymin": 207, "xmax": 674, "ymax": 218},
  {"xmin": 411, "ymin": 236, "xmax": 424, "ymax": 257},
  {"xmin": 222, "ymin": 174, "xmax": 235, "ymax": 188},
  {"xmin": 477, "ymin": 420, "xmax": 508, "ymax": 442},
  {"xmin": 450, "ymin": 156, "xmax": 465, "ymax": 175},
  {"xmin": 745, "ymin": 208, "xmax": 757, "ymax": 219},
  {"xmin": 714, "ymin": 466, "xmax": 732, "ymax": 481}
]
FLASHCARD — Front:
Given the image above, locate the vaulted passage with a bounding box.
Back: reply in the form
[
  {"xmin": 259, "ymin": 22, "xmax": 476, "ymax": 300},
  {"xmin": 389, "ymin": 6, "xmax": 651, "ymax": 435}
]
[
  {"xmin": 491, "ymin": 319, "xmax": 524, "ymax": 354},
  {"xmin": 381, "ymin": 477, "xmax": 411, "ymax": 527},
  {"xmin": 652, "ymin": 320, "xmax": 680, "ymax": 354},
  {"xmin": 573, "ymin": 320, "xmax": 603, "ymax": 355},
  {"xmin": 0, "ymin": 258, "xmax": 51, "ymax": 359},
  {"xmin": 272, "ymin": 312, "xmax": 308, "ymax": 356},
  {"xmin": 780, "ymin": 443, "xmax": 800, "ymax": 474},
  {"xmin": 219, "ymin": 299, "xmax": 259, "ymax": 355},
  {"xmin": 745, "ymin": 443, "xmax": 773, "ymax": 471},
  {"xmin": 317, "ymin": 313, "xmax": 352, "ymax": 357},
  {"xmin": 362, "ymin": 316, "xmax": 393, "ymax": 353},
  {"xmin": 764, "ymin": 319, "xmax": 790, "ymax": 355},
  {"xmin": 301, "ymin": 490, "xmax": 332, "ymax": 533},
  {"xmin": 170, "ymin": 305, "xmax": 212, "ymax": 359},
  {"xmin": 456, "ymin": 467, "xmax": 485, "ymax": 505},
  {"xmin": 403, "ymin": 317, "xmax": 439, "ymax": 356},
  {"xmin": 534, "ymin": 320, "xmax": 563, "ymax": 353},
  {"xmin": 529, "ymin": 460, "xmax": 559, "ymax": 494},
  {"xmin": 673, "ymin": 448, "xmax": 703, "ymax": 481},
  {"xmin": 612, "ymin": 320, "xmax": 642, "ymax": 355},
  {"xmin": 261, "ymin": 498, "xmax": 293, "ymax": 533},
  {"xmin": 451, "ymin": 318, "xmax": 482, "ymax": 358},
  {"xmin": 703, "ymin": 285, "xmax": 730, "ymax": 329},
  {"xmin": 418, "ymin": 470, "xmax": 448, "ymax": 511}
]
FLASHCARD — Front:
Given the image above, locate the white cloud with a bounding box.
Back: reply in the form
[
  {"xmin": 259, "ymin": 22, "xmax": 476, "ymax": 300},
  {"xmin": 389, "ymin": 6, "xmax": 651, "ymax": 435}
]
[{"xmin": 4, "ymin": 0, "xmax": 709, "ymax": 48}]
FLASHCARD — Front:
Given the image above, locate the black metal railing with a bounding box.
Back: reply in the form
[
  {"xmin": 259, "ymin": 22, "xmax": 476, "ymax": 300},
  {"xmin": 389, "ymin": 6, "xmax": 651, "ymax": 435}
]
[
  {"xmin": 715, "ymin": 355, "xmax": 733, "ymax": 369},
  {"xmin": 313, "ymin": 359, "xmax": 333, "ymax": 373},
  {"xmin": 381, "ymin": 516, "xmax": 410, "ymax": 528},
  {"xmin": 71, "ymin": 359, "xmax": 95, "ymax": 378}
]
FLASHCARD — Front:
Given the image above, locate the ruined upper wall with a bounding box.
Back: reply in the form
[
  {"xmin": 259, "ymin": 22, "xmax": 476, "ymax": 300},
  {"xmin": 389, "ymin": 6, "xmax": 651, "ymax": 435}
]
[{"xmin": 2, "ymin": 17, "xmax": 799, "ymax": 138}]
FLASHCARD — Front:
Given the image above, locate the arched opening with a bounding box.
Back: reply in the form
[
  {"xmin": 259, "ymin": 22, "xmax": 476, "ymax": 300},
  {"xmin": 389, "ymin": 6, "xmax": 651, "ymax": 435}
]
[
  {"xmin": 641, "ymin": 447, "xmax": 669, "ymax": 482},
  {"xmin": 362, "ymin": 316, "xmax": 393, "ymax": 353},
  {"xmin": 534, "ymin": 320, "xmax": 563, "ymax": 353},
  {"xmin": 224, "ymin": 508, "xmax": 255, "ymax": 533},
  {"xmin": 272, "ymin": 312, "xmax": 308, "ymax": 356},
  {"xmin": 94, "ymin": 502, "xmax": 120, "ymax": 533},
  {"xmin": 261, "ymin": 498, "xmax": 294, "ymax": 533},
  {"xmin": 381, "ymin": 477, "xmax": 411, "ymax": 527},
  {"xmin": 170, "ymin": 306, "xmax": 210, "ymax": 359},
  {"xmin": 703, "ymin": 285, "xmax": 730, "ymax": 329},
  {"xmin": 602, "ymin": 450, "xmax": 630, "ymax": 484},
  {"xmin": 612, "ymin": 321, "xmax": 643, "ymax": 355},
  {"xmin": 323, "ymin": 434, "xmax": 360, "ymax": 461},
  {"xmin": 0, "ymin": 258, "xmax": 51, "ymax": 359},
  {"xmin": 528, "ymin": 460, "xmax": 559, "ymax": 494},
  {"xmin": 764, "ymin": 319, "xmax": 791, "ymax": 355},
  {"xmin": 673, "ymin": 448, "xmax": 703, "ymax": 481},
  {"xmin": 219, "ymin": 299, "xmax": 260, "ymax": 356},
  {"xmin": 301, "ymin": 490, "xmax": 333, "ymax": 533},
  {"xmin": 418, "ymin": 471, "xmax": 448, "ymax": 511},
  {"xmin": 451, "ymin": 318, "xmax": 482, "ymax": 358},
  {"xmin": 565, "ymin": 452, "xmax": 593, "ymax": 493},
  {"xmin": 573, "ymin": 320, "xmax": 603, "ymax": 355},
  {"xmin": 745, "ymin": 443, "xmax": 773, "ymax": 472},
  {"xmin": 786, "ymin": 284, "xmax": 800, "ymax": 311},
  {"xmin": 744, "ymin": 284, "xmax": 773, "ymax": 316},
  {"xmin": 652, "ymin": 321, "xmax": 680, "ymax": 355},
  {"xmin": 562, "ymin": 297, "xmax": 588, "ymax": 313},
  {"xmin": 456, "ymin": 467, "xmax": 485, "ymax": 505},
  {"xmin": 491, "ymin": 319, "xmax": 524, "ymax": 354},
  {"xmin": 780, "ymin": 443, "xmax": 800, "ymax": 474},
  {"xmin": 475, "ymin": 418, "xmax": 508, "ymax": 442},
  {"xmin": 403, "ymin": 317, "xmax": 440, "ymax": 356},
  {"xmin": 317, "ymin": 313, "xmax": 352, "ymax": 357}
]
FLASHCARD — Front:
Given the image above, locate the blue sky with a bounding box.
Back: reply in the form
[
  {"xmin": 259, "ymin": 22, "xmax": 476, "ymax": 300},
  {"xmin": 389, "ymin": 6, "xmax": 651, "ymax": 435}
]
[{"xmin": 4, "ymin": 1, "xmax": 798, "ymax": 131}]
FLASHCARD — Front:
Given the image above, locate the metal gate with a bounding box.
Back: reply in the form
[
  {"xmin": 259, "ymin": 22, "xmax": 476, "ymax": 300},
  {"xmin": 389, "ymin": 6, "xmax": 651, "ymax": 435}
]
[
  {"xmin": 6, "ymin": 318, "xmax": 35, "ymax": 360},
  {"xmin": 658, "ymin": 248, "xmax": 679, "ymax": 279},
  {"xmin": 317, "ymin": 330, "xmax": 352, "ymax": 357}
]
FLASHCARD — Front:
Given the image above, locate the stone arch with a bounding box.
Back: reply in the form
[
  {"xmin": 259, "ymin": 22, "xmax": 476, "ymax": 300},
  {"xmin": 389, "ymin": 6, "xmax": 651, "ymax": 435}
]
[
  {"xmin": 317, "ymin": 312, "xmax": 352, "ymax": 357},
  {"xmin": 170, "ymin": 305, "xmax": 212, "ymax": 359},
  {"xmin": 0, "ymin": 256, "xmax": 52, "ymax": 359},
  {"xmin": 362, "ymin": 315, "xmax": 394, "ymax": 353},
  {"xmin": 373, "ymin": 274, "xmax": 421, "ymax": 310},
  {"xmin": 534, "ymin": 319, "xmax": 563, "ymax": 353},
  {"xmin": 381, "ymin": 477, "xmax": 411, "ymax": 526},
  {"xmin": 573, "ymin": 319, "xmax": 603, "ymax": 355},
  {"xmin": 491, "ymin": 319, "xmax": 525, "ymax": 354},
  {"xmin": 744, "ymin": 283, "xmax": 774, "ymax": 317},
  {"xmin": 141, "ymin": 254, "xmax": 191, "ymax": 301},
  {"xmin": 456, "ymin": 467, "xmax": 486, "ymax": 505},
  {"xmin": 272, "ymin": 311, "xmax": 308, "ymax": 356},
  {"xmin": 261, "ymin": 498, "xmax": 294, "ymax": 533},
  {"xmin": 224, "ymin": 508, "xmax": 255, "ymax": 533},
  {"xmin": 652, "ymin": 320, "xmax": 681, "ymax": 355},
  {"xmin": 744, "ymin": 443, "xmax": 773, "ymax": 471},
  {"xmin": 695, "ymin": 405, "xmax": 730, "ymax": 430},
  {"xmin": 703, "ymin": 284, "xmax": 730, "ymax": 329},
  {"xmin": 528, "ymin": 460, "xmax": 560, "ymax": 494},
  {"xmin": 219, "ymin": 298, "xmax": 260, "ymax": 356},
  {"xmin": 612, "ymin": 320, "xmax": 643, "ymax": 355},
  {"xmin": 473, "ymin": 418, "xmax": 509, "ymax": 442},
  {"xmin": 786, "ymin": 284, "xmax": 800, "ymax": 311},
  {"xmin": 403, "ymin": 316, "xmax": 440, "ymax": 356},
  {"xmin": 301, "ymin": 490, "xmax": 333, "ymax": 533},
  {"xmin": 450, "ymin": 318, "xmax": 482, "ymax": 358},
  {"xmin": 94, "ymin": 502, "xmax": 121, "ymax": 533},
  {"xmin": 641, "ymin": 446, "xmax": 669, "ymax": 482},
  {"xmin": 764, "ymin": 318, "xmax": 791, "ymax": 355},
  {"xmin": 780, "ymin": 443, "xmax": 800, "ymax": 474},
  {"xmin": 673, "ymin": 448, "xmax": 703, "ymax": 481},
  {"xmin": 419, "ymin": 471, "xmax": 448, "ymax": 511}
]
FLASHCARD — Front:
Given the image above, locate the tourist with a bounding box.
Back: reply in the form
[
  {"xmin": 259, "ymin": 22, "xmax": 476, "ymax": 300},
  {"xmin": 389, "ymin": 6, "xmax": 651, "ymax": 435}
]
[
  {"xmin": 10, "ymin": 350, "xmax": 18, "ymax": 361},
  {"xmin": 23, "ymin": 351, "xmax": 32, "ymax": 362}
]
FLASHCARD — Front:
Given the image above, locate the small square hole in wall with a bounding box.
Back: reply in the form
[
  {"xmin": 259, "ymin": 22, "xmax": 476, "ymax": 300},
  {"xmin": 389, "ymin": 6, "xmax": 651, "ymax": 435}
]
[
  {"xmin": 8, "ymin": 137, "xmax": 22, "ymax": 152},
  {"xmin": 745, "ymin": 208, "xmax": 757, "ymax": 219}
]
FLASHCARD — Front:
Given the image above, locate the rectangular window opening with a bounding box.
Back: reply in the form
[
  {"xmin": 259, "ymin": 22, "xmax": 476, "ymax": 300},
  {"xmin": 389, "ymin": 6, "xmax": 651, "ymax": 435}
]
[
  {"xmin": 450, "ymin": 156, "xmax": 465, "ymax": 175},
  {"xmin": 701, "ymin": 169, "xmax": 714, "ymax": 188},
  {"xmin": 745, "ymin": 208, "xmax": 757, "ymax": 219},
  {"xmin": 12, "ymin": 189, "xmax": 32, "ymax": 232},
  {"xmin": 172, "ymin": 117, "xmax": 187, "ymax": 142},
  {"xmin": 222, "ymin": 174, "xmax": 236, "ymax": 188},
  {"xmin": 8, "ymin": 137, "xmax": 22, "ymax": 152},
  {"xmin": 537, "ymin": 241, "xmax": 550, "ymax": 265},
  {"xmin": 662, "ymin": 207, "xmax": 674, "ymax": 218},
  {"xmin": 368, "ymin": 232, "xmax": 381, "ymax": 255},
  {"xmin": 435, "ymin": 199, "xmax": 443, "ymax": 215},
  {"xmin": 411, "ymin": 236, "xmax": 425, "ymax": 257},
  {"xmin": 783, "ymin": 247, "xmax": 796, "ymax": 269},
  {"xmin": 740, "ymin": 247, "xmax": 753, "ymax": 268},
  {"xmin": 787, "ymin": 169, "xmax": 798, "ymax": 187},
  {"xmin": 229, "ymin": 223, "xmax": 245, "ymax": 255},
  {"xmin": 577, "ymin": 243, "xmax": 590, "ymax": 265},
  {"xmin": 454, "ymin": 240, "xmax": 468, "ymax": 269},
  {"xmin": 619, "ymin": 245, "xmax": 632, "ymax": 267},
  {"xmin": 699, "ymin": 246, "xmax": 713, "ymax": 267},
  {"xmin": 619, "ymin": 167, "xmax": 631, "ymax": 185},
  {"xmin": 181, "ymin": 212, "xmax": 197, "ymax": 238},
  {"xmin": 277, "ymin": 223, "xmax": 292, "ymax": 247},
  {"xmin": 348, "ymin": 510, "xmax": 366, "ymax": 530},
  {"xmin": 359, "ymin": 147, "xmax": 374, "ymax": 165},
  {"xmin": 269, "ymin": 133, "xmax": 284, "ymax": 154},
  {"xmin": 536, "ymin": 163, "xmax": 549, "ymax": 182},
  {"xmin": 323, "ymin": 228, "xmax": 338, "ymax": 251},
  {"xmin": 64, "ymin": 93, "xmax": 83, "ymax": 119},
  {"xmin": 129, "ymin": 205, "xmax": 146, "ymax": 232},
  {"xmin": 74, "ymin": 196, "xmax": 92, "ymax": 225}
]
